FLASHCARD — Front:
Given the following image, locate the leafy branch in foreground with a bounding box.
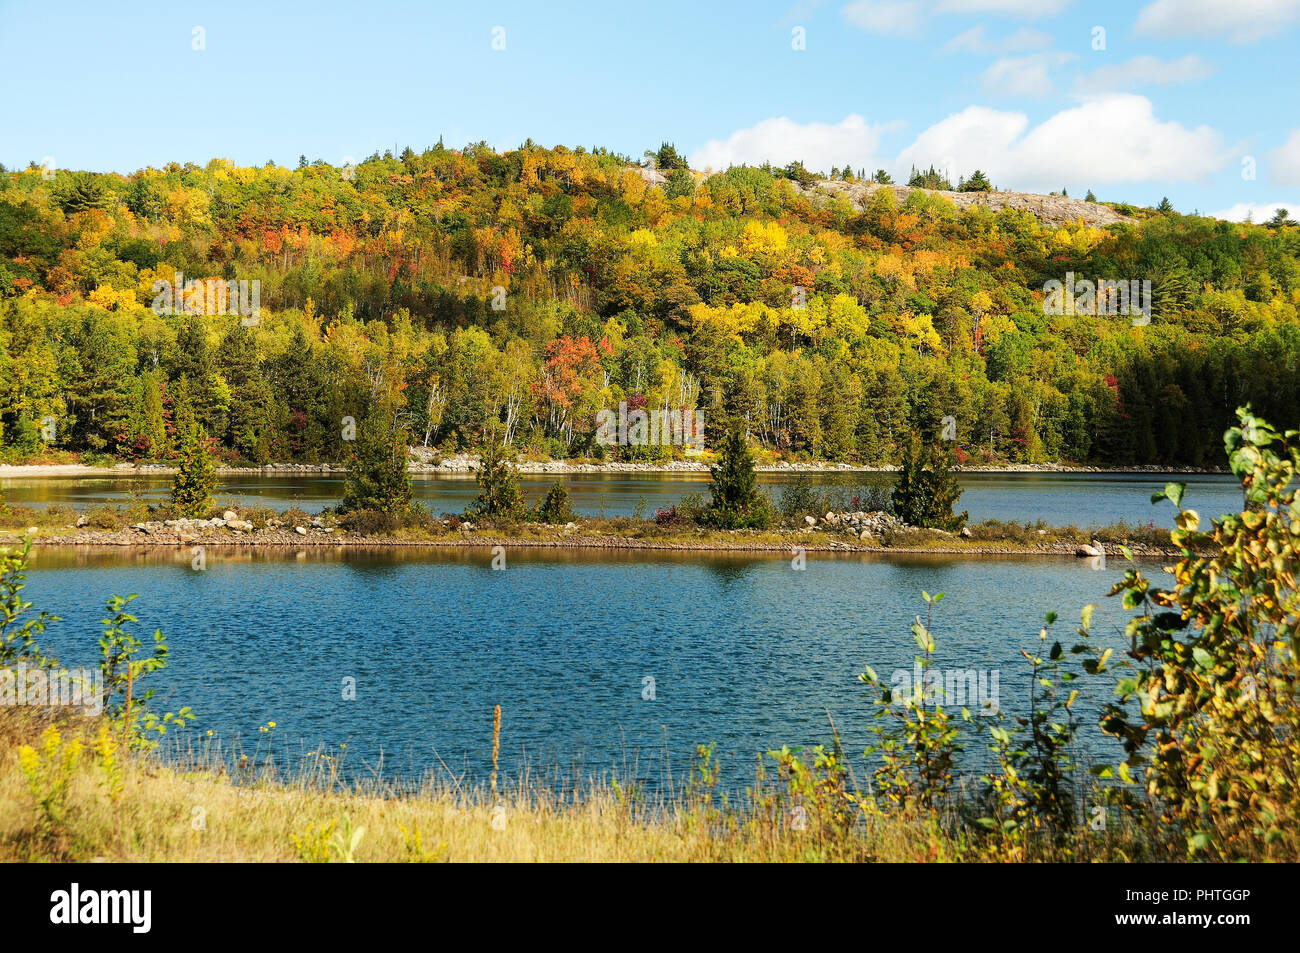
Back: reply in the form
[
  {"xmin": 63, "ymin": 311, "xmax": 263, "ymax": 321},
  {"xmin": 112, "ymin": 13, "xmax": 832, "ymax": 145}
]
[
  {"xmin": 1097, "ymin": 407, "xmax": 1300, "ymax": 860},
  {"xmin": 1, "ymin": 538, "xmax": 57, "ymax": 668},
  {"xmin": 99, "ymin": 594, "xmax": 194, "ymax": 750},
  {"xmin": 859, "ymin": 591, "xmax": 968, "ymax": 811}
]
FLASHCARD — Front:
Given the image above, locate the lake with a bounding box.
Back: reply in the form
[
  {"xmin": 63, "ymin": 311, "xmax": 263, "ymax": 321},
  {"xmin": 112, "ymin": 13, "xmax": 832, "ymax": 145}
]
[
  {"xmin": 2, "ymin": 469, "xmax": 1242, "ymax": 528},
  {"xmin": 23, "ymin": 545, "xmax": 1150, "ymax": 792}
]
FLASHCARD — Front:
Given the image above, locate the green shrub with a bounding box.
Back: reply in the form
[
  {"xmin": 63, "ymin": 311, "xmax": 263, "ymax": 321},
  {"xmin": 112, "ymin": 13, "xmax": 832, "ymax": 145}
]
[
  {"xmin": 1097, "ymin": 408, "xmax": 1300, "ymax": 860},
  {"xmin": 532, "ymin": 482, "xmax": 575, "ymax": 523},
  {"xmin": 891, "ymin": 438, "xmax": 967, "ymax": 531},
  {"xmin": 467, "ymin": 437, "xmax": 525, "ymax": 519}
]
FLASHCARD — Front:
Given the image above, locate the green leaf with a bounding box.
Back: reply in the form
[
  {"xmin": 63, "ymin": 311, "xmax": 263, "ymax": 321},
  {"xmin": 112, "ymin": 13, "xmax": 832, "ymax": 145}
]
[{"xmin": 1164, "ymin": 482, "xmax": 1185, "ymax": 507}]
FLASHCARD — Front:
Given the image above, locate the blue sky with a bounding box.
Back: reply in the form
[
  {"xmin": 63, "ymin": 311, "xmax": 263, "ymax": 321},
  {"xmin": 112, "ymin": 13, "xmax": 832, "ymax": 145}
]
[{"xmin": 3, "ymin": 0, "xmax": 1299, "ymax": 219}]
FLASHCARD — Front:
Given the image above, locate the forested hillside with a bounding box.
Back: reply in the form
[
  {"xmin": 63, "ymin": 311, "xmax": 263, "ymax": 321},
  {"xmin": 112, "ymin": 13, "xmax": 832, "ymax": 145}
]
[{"xmin": 2, "ymin": 142, "xmax": 1298, "ymax": 466}]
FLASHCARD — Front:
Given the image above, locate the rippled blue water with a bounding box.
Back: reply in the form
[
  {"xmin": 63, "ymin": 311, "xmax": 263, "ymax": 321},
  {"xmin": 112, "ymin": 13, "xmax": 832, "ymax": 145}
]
[
  {"xmin": 2, "ymin": 470, "xmax": 1241, "ymax": 528},
  {"xmin": 23, "ymin": 547, "xmax": 1152, "ymax": 791}
]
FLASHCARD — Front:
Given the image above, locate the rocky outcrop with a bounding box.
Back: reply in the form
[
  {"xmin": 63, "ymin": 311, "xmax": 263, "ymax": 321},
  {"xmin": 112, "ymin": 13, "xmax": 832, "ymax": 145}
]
[
  {"xmin": 626, "ymin": 164, "xmax": 1134, "ymax": 229},
  {"xmin": 803, "ymin": 509, "xmax": 905, "ymax": 540},
  {"xmin": 793, "ymin": 180, "xmax": 1134, "ymax": 228}
]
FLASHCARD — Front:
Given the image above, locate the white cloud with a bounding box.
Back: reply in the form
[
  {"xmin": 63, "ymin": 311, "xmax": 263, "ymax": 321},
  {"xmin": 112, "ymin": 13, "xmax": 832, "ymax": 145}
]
[
  {"xmin": 895, "ymin": 95, "xmax": 1229, "ymax": 190},
  {"xmin": 937, "ymin": 0, "xmax": 1071, "ymax": 13},
  {"xmin": 692, "ymin": 96, "xmax": 1229, "ymax": 194},
  {"xmin": 1211, "ymin": 201, "xmax": 1300, "ymax": 222},
  {"xmin": 689, "ymin": 115, "xmax": 889, "ymax": 175},
  {"xmin": 942, "ymin": 25, "xmax": 1052, "ymax": 53},
  {"xmin": 981, "ymin": 52, "xmax": 1074, "ymax": 97},
  {"xmin": 1267, "ymin": 130, "xmax": 1300, "ymax": 185},
  {"xmin": 841, "ymin": 0, "xmax": 924, "ymax": 33},
  {"xmin": 1073, "ymin": 55, "xmax": 1214, "ymax": 93},
  {"xmin": 1134, "ymin": 0, "xmax": 1300, "ymax": 43}
]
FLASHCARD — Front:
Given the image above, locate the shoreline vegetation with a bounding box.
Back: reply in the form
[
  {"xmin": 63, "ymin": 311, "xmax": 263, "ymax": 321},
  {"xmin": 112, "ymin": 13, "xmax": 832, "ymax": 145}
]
[
  {"xmin": 2, "ymin": 504, "xmax": 1177, "ymax": 558},
  {"xmin": 0, "ymin": 706, "xmax": 1170, "ymax": 863},
  {"xmin": 1, "ymin": 409, "xmax": 1296, "ymax": 862},
  {"xmin": 1, "ymin": 429, "xmax": 1183, "ymax": 556},
  {"xmin": 0, "ymin": 457, "xmax": 1230, "ymax": 478}
]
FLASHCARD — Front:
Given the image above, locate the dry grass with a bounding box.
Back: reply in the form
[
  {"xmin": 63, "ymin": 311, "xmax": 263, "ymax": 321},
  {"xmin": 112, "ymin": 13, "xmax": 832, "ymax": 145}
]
[{"xmin": 0, "ymin": 708, "xmax": 1165, "ymax": 863}]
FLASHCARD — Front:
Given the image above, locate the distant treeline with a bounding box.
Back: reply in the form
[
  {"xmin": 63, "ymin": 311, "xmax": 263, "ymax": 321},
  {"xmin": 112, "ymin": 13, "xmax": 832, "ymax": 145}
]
[{"xmin": 1, "ymin": 142, "xmax": 1298, "ymax": 465}]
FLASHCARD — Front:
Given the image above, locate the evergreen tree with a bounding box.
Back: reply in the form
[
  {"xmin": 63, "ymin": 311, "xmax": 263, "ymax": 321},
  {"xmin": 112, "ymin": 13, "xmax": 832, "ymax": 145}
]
[
  {"xmin": 534, "ymin": 481, "xmax": 575, "ymax": 523},
  {"xmin": 654, "ymin": 142, "xmax": 688, "ymax": 170},
  {"xmin": 702, "ymin": 417, "xmax": 772, "ymax": 529},
  {"xmin": 891, "ymin": 437, "xmax": 968, "ymax": 531},
  {"xmin": 467, "ymin": 432, "xmax": 524, "ymax": 519},
  {"xmin": 820, "ymin": 379, "xmax": 853, "ymax": 461},
  {"xmin": 341, "ymin": 404, "xmax": 412, "ymax": 514},
  {"xmin": 170, "ymin": 425, "xmax": 217, "ymax": 518}
]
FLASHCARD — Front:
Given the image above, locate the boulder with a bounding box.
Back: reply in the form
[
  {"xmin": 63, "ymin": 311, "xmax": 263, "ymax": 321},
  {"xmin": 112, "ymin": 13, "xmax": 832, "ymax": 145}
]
[
  {"xmin": 295, "ymin": 526, "xmax": 308, "ymax": 535},
  {"xmin": 223, "ymin": 510, "xmax": 237, "ymax": 521},
  {"xmin": 804, "ymin": 516, "xmax": 816, "ymax": 527}
]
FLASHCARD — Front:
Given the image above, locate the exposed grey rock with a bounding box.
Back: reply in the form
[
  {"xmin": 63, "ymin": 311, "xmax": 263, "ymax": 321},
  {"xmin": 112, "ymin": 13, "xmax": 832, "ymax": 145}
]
[{"xmin": 792, "ymin": 179, "xmax": 1135, "ymax": 228}]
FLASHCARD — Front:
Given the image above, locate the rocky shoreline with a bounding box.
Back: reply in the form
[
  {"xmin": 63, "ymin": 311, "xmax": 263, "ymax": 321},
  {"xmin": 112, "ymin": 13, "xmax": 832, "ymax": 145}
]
[
  {"xmin": 0, "ymin": 458, "xmax": 1227, "ymax": 478},
  {"xmin": 10, "ymin": 508, "xmax": 1180, "ymax": 559}
]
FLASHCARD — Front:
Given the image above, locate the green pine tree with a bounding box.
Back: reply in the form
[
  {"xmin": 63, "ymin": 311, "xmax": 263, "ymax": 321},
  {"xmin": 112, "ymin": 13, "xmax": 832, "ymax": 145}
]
[
  {"xmin": 341, "ymin": 406, "xmax": 412, "ymax": 514},
  {"xmin": 533, "ymin": 481, "xmax": 575, "ymax": 523},
  {"xmin": 702, "ymin": 418, "xmax": 772, "ymax": 529},
  {"xmin": 891, "ymin": 437, "xmax": 968, "ymax": 531},
  {"xmin": 467, "ymin": 433, "xmax": 524, "ymax": 519},
  {"xmin": 170, "ymin": 425, "xmax": 217, "ymax": 518}
]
